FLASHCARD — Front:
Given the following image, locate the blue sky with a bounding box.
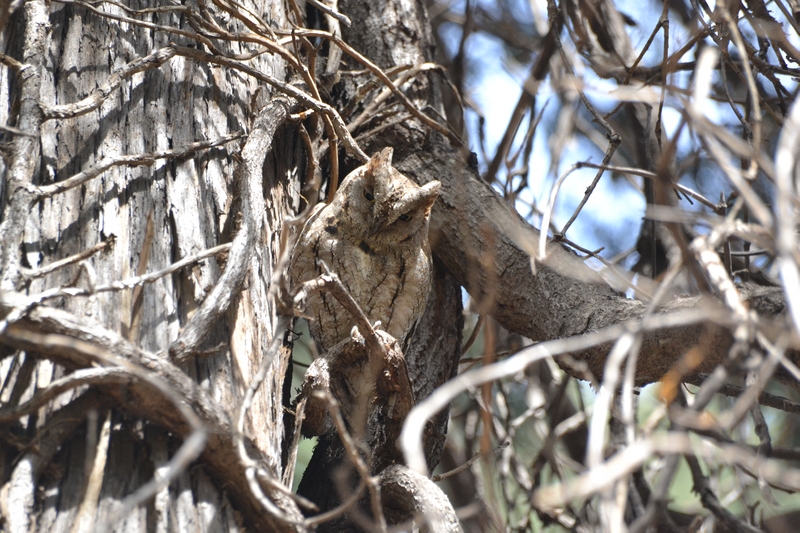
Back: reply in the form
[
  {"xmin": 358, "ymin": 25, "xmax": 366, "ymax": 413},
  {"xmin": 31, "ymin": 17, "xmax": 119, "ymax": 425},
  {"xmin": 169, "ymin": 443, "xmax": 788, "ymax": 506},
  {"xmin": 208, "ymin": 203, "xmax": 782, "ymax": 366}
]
[{"xmin": 444, "ymin": 0, "xmax": 776, "ymax": 265}]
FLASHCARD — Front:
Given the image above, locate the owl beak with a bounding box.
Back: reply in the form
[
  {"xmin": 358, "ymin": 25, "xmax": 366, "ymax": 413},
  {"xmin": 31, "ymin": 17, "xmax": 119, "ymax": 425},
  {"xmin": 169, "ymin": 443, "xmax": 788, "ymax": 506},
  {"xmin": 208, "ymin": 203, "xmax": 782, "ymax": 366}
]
[{"xmin": 369, "ymin": 212, "xmax": 390, "ymax": 236}]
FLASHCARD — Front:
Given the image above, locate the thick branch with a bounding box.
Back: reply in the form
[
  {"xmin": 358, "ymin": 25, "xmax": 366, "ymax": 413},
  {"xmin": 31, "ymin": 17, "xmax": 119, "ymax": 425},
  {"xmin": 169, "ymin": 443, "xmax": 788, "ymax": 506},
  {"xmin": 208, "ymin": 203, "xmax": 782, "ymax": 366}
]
[
  {"xmin": 379, "ymin": 465, "xmax": 462, "ymax": 533},
  {"xmin": 334, "ymin": 0, "xmax": 791, "ymax": 386},
  {"xmin": 399, "ymin": 144, "xmax": 788, "ymax": 384},
  {"xmin": 0, "ymin": 299, "xmax": 305, "ymax": 532}
]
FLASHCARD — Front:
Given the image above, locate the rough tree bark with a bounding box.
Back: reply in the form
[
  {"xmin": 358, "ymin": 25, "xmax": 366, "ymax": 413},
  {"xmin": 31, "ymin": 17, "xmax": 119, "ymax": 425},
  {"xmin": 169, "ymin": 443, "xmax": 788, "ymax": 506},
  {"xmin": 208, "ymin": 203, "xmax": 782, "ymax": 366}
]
[
  {"xmin": 0, "ymin": 1, "xmax": 305, "ymax": 530},
  {"xmin": 0, "ymin": 0, "xmax": 797, "ymax": 531}
]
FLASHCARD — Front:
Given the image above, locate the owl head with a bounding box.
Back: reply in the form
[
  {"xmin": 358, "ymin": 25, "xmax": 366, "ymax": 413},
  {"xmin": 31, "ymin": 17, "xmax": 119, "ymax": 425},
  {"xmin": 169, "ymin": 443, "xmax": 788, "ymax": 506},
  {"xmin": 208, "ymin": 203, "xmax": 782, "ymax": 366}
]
[{"xmin": 336, "ymin": 148, "xmax": 441, "ymax": 251}]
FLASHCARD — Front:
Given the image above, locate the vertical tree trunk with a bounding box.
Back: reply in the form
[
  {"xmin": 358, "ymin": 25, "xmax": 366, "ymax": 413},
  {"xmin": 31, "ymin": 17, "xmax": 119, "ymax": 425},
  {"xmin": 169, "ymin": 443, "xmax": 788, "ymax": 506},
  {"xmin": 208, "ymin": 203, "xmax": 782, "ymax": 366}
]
[
  {"xmin": 1, "ymin": 1, "xmax": 307, "ymax": 530},
  {"xmin": 1, "ymin": 0, "xmax": 464, "ymax": 530}
]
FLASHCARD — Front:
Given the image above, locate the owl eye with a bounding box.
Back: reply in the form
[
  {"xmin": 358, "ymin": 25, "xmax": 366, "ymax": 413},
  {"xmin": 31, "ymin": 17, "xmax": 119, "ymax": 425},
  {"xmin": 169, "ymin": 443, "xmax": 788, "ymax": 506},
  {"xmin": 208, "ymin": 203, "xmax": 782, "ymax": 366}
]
[
  {"xmin": 363, "ymin": 189, "xmax": 375, "ymax": 202},
  {"xmin": 398, "ymin": 213, "xmax": 411, "ymax": 222}
]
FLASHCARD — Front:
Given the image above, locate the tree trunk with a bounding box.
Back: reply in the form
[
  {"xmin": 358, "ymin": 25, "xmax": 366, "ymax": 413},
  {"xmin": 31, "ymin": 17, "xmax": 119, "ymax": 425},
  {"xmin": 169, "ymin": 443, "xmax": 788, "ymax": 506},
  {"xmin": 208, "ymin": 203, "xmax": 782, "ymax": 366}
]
[{"xmin": 1, "ymin": 1, "xmax": 305, "ymax": 530}]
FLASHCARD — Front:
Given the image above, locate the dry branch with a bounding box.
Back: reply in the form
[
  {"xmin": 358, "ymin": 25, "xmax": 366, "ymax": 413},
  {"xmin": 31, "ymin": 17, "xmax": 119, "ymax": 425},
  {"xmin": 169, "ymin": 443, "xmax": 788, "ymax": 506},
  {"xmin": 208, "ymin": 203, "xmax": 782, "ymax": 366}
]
[
  {"xmin": 0, "ymin": 301, "xmax": 304, "ymax": 531},
  {"xmin": 42, "ymin": 46, "xmax": 177, "ymax": 120},
  {"xmin": 36, "ymin": 135, "xmax": 243, "ymax": 198},
  {"xmin": 400, "ymin": 145, "xmax": 795, "ymax": 385}
]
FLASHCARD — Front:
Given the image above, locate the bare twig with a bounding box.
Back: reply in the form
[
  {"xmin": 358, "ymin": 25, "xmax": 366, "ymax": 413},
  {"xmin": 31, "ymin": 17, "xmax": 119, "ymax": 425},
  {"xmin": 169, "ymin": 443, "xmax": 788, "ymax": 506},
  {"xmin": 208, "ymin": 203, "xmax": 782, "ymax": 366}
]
[
  {"xmin": 5, "ymin": 243, "xmax": 231, "ymax": 323},
  {"xmin": 533, "ymin": 431, "xmax": 800, "ymax": 511},
  {"xmin": 431, "ymin": 441, "xmax": 509, "ymax": 482},
  {"xmin": 293, "ymin": 269, "xmax": 386, "ymax": 356},
  {"xmin": 289, "ymin": 30, "xmax": 460, "ymax": 145},
  {"xmin": 172, "ymin": 45, "xmax": 366, "ymax": 162},
  {"xmin": 460, "ymin": 314, "xmax": 485, "ymax": 356},
  {"xmin": 0, "ymin": 367, "xmax": 132, "ymax": 422},
  {"xmin": 43, "ymin": 46, "xmax": 178, "ymax": 120},
  {"xmin": 573, "ymin": 161, "xmax": 721, "ymax": 213},
  {"xmin": 402, "ymin": 308, "xmax": 725, "ymax": 475},
  {"xmin": 556, "ymin": 135, "xmax": 621, "ymax": 238},
  {"xmin": 305, "ymin": 0, "xmax": 351, "ymax": 26},
  {"xmin": 36, "ymin": 135, "xmax": 243, "ymax": 199},
  {"xmin": 21, "ymin": 239, "xmax": 114, "ymax": 280},
  {"xmin": 233, "ymin": 315, "xmax": 307, "ymax": 528},
  {"xmin": 322, "ymin": 392, "xmax": 388, "ymax": 532},
  {"xmin": 52, "ymin": 0, "xmax": 214, "ymax": 48},
  {"xmin": 775, "ymin": 93, "xmax": 800, "ymax": 336},
  {"xmin": 71, "ymin": 411, "xmax": 112, "ymax": 533}
]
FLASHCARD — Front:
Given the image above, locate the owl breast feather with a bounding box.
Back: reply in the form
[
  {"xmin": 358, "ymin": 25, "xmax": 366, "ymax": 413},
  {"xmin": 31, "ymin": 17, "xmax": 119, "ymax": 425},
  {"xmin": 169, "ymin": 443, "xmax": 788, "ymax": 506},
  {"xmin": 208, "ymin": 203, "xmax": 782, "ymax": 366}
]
[{"xmin": 290, "ymin": 209, "xmax": 432, "ymax": 353}]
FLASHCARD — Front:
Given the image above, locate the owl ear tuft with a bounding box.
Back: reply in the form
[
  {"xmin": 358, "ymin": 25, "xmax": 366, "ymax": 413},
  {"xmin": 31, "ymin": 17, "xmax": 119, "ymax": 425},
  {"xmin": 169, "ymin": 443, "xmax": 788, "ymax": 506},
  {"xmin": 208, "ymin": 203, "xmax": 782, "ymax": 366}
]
[
  {"xmin": 418, "ymin": 180, "xmax": 441, "ymax": 215},
  {"xmin": 367, "ymin": 147, "xmax": 394, "ymax": 174}
]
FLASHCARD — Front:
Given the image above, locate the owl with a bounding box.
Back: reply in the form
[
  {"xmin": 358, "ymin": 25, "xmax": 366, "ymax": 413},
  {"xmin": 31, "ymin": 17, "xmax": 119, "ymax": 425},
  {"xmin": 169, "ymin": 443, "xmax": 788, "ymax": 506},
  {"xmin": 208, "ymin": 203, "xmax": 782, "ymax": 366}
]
[{"xmin": 289, "ymin": 148, "xmax": 441, "ymax": 353}]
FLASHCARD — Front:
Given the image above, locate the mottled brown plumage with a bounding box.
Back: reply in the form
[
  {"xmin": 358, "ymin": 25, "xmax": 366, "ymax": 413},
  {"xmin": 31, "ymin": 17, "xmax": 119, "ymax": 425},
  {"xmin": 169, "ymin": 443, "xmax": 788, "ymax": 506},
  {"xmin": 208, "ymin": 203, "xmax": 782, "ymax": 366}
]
[{"xmin": 289, "ymin": 148, "xmax": 441, "ymax": 352}]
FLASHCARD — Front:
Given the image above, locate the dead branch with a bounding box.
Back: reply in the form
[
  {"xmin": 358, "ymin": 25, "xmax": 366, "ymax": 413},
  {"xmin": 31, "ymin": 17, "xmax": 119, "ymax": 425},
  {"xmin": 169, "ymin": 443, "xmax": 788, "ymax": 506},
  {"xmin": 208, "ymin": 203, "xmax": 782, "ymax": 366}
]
[
  {"xmin": 42, "ymin": 46, "xmax": 178, "ymax": 120},
  {"xmin": 0, "ymin": 301, "xmax": 305, "ymax": 530}
]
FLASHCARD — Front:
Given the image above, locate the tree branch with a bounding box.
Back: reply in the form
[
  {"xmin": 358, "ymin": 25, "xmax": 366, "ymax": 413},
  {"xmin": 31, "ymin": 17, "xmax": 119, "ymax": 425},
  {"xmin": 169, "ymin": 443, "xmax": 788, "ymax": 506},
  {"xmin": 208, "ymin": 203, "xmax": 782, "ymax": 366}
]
[
  {"xmin": 0, "ymin": 301, "xmax": 305, "ymax": 531},
  {"xmin": 400, "ymin": 146, "xmax": 793, "ymax": 384},
  {"xmin": 42, "ymin": 46, "xmax": 177, "ymax": 120}
]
